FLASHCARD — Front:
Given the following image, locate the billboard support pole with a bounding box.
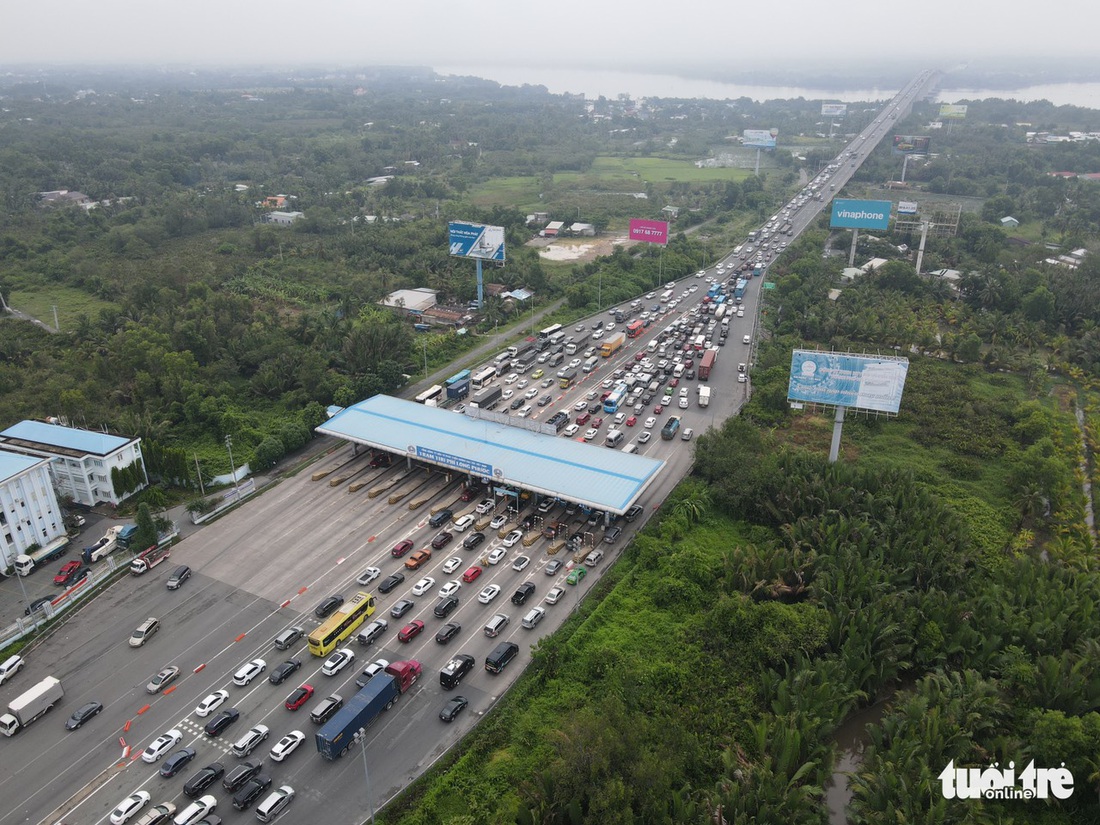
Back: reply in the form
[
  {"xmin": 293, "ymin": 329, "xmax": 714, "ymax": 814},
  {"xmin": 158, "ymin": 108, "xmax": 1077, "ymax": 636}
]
[
  {"xmin": 848, "ymin": 229, "xmax": 859, "ymax": 267},
  {"xmin": 914, "ymin": 221, "xmax": 930, "ymax": 275},
  {"xmin": 475, "ymin": 258, "xmax": 484, "ymax": 309},
  {"xmin": 900, "ymin": 153, "xmax": 910, "ymax": 183},
  {"xmin": 754, "ymin": 148, "xmax": 761, "ymax": 176},
  {"xmin": 828, "ymin": 405, "xmax": 846, "ymax": 463}
]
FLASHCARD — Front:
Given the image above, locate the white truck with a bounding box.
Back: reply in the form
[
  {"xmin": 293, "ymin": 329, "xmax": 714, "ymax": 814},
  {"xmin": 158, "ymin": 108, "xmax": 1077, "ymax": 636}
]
[
  {"xmin": 0, "ymin": 676, "xmax": 64, "ymax": 736},
  {"xmin": 698, "ymin": 386, "xmax": 712, "ymax": 408},
  {"xmin": 14, "ymin": 537, "xmax": 70, "ymax": 577},
  {"xmin": 82, "ymin": 525, "xmax": 124, "ymax": 564}
]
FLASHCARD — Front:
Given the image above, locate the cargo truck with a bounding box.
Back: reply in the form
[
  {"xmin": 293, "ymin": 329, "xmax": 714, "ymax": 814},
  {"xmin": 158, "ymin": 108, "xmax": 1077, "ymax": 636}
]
[
  {"xmin": 660, "ymin": 416, "xmax": 682, "ymax": 440},
  {"xmin": 14, "ymin": 538, "xmax": 70, "ymax": 577},
  {"xmin": 698, "ymin": 386, "xmax": 712, "ymax": 408},
  {"xmin": 0, "ymin": 676, "xmax": 64, "ymax": 736},
  {"xmin": 600, "ymin": 332, "xmax": 626, "ymax": 358},
  {"xmin": 130, "ymin": 543, "xmax": 172, "ymax": 575},
  {"xmin": 116, "ymin": 524, "xmax": 139, "ymax": 550},
  {"xmin": 698, "ymin": 349, "xmax": 717, "ymax": 381},
  {"xmin": 564, "ymin": 332, "xmax": 589, "ymax": 355},
  {"xmin": 470, "ymin": 385, "xmax": 503, "ymax": 411},
  {"xmin": 315, "ymin": 661, "xmax": 421, "ymax": 760},
  {"xmin": 81, "ymin": 525, "xmax": 124, "ymax": 564},
  {"xmin": 445, "ymin": 379, "xmax": 470, "ymax": 401}
]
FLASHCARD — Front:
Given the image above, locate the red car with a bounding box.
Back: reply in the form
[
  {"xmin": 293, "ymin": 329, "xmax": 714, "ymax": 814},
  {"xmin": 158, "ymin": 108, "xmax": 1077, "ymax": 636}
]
[
  {"xmin": 625, "ymin": 416, "xmax": 637, "ymax": 427},
  {"xmin": 284, "ymin": 684, "xmax": 315, "ymax": 711},
  {"xmin": 576, "ymin": 412, "xmax": 591, "ymax": 426},
  {"xmin": 634, "ymin": 351, "xmax": 646, "ymax": 361},
  {"xmin": 669, "ymin": 378, "xmax": 680, "ymax": 388},
  {"xmin": 391, "ymin": 539, "xmax": 414, "ymax": 558},
  {"xmin": 654, "ymin": 404, "xmax": 664, "ymax": 414},
  {"xmin": 460, "ymin": 483, "xmax": 482, "ymax": 502},
  {"xmin": 430, "ymin": 532, "xmax": 454, "ymax": 550},
  {"xmin": 462, "ymin": 565, "xmax": 483, "ymax": 583},
  {"xmin": 398, "ymin": 620, "xmax": 425, "ymax": 643},
  {"xmin": 591, "ymin": 417, "xmax": 603, "ymax": 429},
  {"xmin": 54, "ymin": 561, "xmax": 83, "ymax": 585}
]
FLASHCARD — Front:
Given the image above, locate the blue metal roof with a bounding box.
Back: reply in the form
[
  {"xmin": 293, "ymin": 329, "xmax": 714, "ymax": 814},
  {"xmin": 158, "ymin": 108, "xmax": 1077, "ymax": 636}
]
[
  {"xmin": 0, "ymin": 449, "xmax": 49, "ymax": 482},
  {"xmin": 0, "ymin": 420, "xmax": 132, "ymax": 456},
  {"xmin": 317, "ymin": 395, "xmax": 665, "ymax": 514}
]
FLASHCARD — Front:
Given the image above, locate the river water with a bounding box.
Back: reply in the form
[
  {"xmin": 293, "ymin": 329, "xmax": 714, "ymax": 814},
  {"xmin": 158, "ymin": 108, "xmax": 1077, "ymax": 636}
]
[
  {"xmin": 435, "ymin": 64, "xmax": 1100, "ymax": 109},
  {"xmin": 824, "ymin": 700, "xmax": 891, "ymax": 825}
]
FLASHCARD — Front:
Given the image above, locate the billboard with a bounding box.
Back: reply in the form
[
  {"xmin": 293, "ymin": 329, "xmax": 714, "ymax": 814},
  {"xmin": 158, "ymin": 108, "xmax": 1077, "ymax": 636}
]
[
  {"xmin": 939, "ymin": 104, "xmax": 968, "ymax": 119},
  {"xmin": 788, "ymin": 350, "xmax": 909, "ymax": 414},
  {"xmin": 743, "ymin": 128, "xmax": 778, "ymax": 148},
  {"xmin": 893, "ymin": 135, "xmax": 931, "ymax": 154},
  {"xmin": 830, "ymin": 199, "xmax": 892, "ymax": 230},
  {"xmin": 821, "ymin": 103, "xmax": 848, "ymax": 117},
  {"xmin": 628, "ymin": 218, "xmax": 669, "ymax": 245},
  {"xmin": 448, "ymin": 221, "xmax": 505, "ymax": 261},
  {"xmin": 897, "ymin": 200, "xmax": 919, "ymax": 215}
]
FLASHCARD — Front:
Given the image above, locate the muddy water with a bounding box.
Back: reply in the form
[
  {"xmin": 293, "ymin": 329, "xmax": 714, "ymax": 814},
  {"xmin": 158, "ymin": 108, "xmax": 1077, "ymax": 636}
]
[{"xmin": 824, "ymin": 700, "xmax": 890, "ymax": 825}]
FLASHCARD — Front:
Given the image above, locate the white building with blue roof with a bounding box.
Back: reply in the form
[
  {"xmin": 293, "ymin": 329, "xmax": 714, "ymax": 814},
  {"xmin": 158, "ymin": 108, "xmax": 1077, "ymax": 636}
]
[
  {"xmin": 0, "ymin": 421, "xmax": 146, "ymax": 507},
  {"xmin": 0, "ymin": 449, "xmax": 67, "ymax": 573}
]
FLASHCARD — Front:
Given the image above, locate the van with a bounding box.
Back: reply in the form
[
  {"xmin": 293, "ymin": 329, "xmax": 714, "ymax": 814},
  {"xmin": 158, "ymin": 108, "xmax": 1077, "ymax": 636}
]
[
  {"xmin": 673, "ymin": 363, "xmax": 685, "ymax": 378},
  {"xmin": 309, "ymin": 694, "xmax": 343, "ymax": 724},
  {"xmin": 484, "ymin": 641, "xmax": 519, "ymax": 674},
  {"xmin": 605, "ymin": 429, "xmax": 624, "ymax": 448},
  {"xmin": 484, "ymin": 613, "xmax": 509, "ymax": 638},
  {"xmin": 647, "ymin": 339, "xmax": 658, "ymax": 351},
  {"xmin": 621, "ymin": 443, "xmax": 639, "ymax": 454},
  {"xmin": 548, "ymin": 351, "xmax": 564, "ymax": 367},
  {"xmin": 232, "ymin": 724, "xmax": 270, "ymax": 758},
  {"xmin": 254, "ymin": 785, "xmax": 295, "ymax": 823},
  {"xmin": 272, "ymin": 626, "xmax": 304, "ymax": 651},
  {"xmin": 165, "ymin": 565, "xmax": 191, "ymax": 590},
  {"xmin": 582, "ymin": 357, "xmax": 599, "ymax": 374},
  {"xmin": 429, "ymin": 509, "xmax": 453, "ymax": 528},
  {"xmin": 129, "ymin": 617, "xmax": 159, "ymax": 648}
]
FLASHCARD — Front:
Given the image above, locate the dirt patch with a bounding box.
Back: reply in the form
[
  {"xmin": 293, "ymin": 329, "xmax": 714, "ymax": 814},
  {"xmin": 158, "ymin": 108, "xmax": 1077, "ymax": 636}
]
[{"xmin": 529, "ymin": 234, "xmax": 633, "ymax": 263}]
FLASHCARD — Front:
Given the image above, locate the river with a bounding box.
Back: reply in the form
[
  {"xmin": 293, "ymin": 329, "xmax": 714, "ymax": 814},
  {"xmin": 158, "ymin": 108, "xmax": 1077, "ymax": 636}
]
[
  {"xmin": 824, "ymin": 699, "xmax": 891, "ymax": 825},
  {"xmin": 435, "ymin": 64, "xmax": 1100, "ymax": 109}
]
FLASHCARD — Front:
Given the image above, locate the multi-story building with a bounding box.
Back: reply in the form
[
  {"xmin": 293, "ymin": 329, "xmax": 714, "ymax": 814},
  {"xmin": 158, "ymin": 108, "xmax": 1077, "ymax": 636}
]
[{"xmin": 0, "ymin": 450, "xmax": 67, "ymax": 573}]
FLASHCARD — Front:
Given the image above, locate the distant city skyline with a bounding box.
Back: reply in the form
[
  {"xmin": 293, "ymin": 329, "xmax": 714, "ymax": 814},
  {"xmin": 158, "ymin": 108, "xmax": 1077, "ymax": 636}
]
[{"xmin": 3, "ymin": 0, "xmax": 1095, "ymax": 71}]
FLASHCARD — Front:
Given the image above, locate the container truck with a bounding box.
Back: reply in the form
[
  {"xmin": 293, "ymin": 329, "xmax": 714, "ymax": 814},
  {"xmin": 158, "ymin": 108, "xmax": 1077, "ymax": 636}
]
[
  {"xmin": 698, "ymin": 386, "xmax": 712, "ymax": 408},
  {"xmin": 0, "ymin": 676, "xmax": 64, "ymax": 736},
  {"xmin": 315, "ymin": 661, "xmax": 421, "ymax": 760},
  {"xmin": 698, "ymin": 349, "xmax": 717, "ymax": 381},
  {"xmin": 470, "ymin": 385, "xmax": 503, "ymax": 411},
  {"xmin": 81, "ymin": 525, "xmax": 124, "ymax": 564},
  {"xmin": 14, "ymin": 538, "xmax": 70, "ymax": 577},
  {"xmin": 600, "ymin": 332, "xmax": 626, "ymax": 358},
  {"xmin": 445, "ymin": 379, "xmax": 470, "ymax": 401}
]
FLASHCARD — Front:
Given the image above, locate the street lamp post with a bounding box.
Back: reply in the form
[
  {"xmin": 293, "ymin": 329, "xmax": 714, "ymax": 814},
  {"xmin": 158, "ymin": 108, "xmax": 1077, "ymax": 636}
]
[
  {"xmin": 224, "ymin": 434, "xmax": 239, "ymax": 493},
  {"xmin": 354, "ymin": 729, "xmax": 376, "ymax": 824}
]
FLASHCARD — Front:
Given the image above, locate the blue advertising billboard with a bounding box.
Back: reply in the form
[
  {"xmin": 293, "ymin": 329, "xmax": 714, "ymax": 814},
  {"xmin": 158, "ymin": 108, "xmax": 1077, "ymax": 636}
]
[
  {"xmin": 415, "ymin": 445, "xmax": 493, "ymax": 478},
  {"xmin": 788, "ymin": 350, "xmax": 909, "ymax": 414},
  {"xmin": 743, "ymin": 128, "xmax": 777, "ymax": 148},
  {"xmin": 830, "ymin": 199, "xmax": 892, "ymax": 230},
  {"xmin": 448, "ymin": 221, "xmax": 506, "ymax": 262}
]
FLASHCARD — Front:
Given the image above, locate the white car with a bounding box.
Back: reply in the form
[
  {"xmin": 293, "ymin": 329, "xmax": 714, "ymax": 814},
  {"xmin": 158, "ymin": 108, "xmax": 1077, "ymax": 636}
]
[
  {"xmin": 503, "ymin": 373, "xmax": 519, "ymax": 384},
  {"xmin": 173, "ymin": 795, "xmax": 216, "ymax": 825},
  {"xmin": 517, "ymin": 406, "xmax": 532, "ymax": 418},
  {"xmin": 356, "ymin": 566, "xmax": 381, "ymax": 586},
  {"xmin": 545, "ymin": 586, "xmax": 566, "ymax": 605},
  {"xmin": 501, "ymin": 388, "xmax": 515, "ymax": 400},
  {"xmin": 638, "ymin": 431, "xmax": 652, "ymax": 444},
  {"xmin": 411, "ymin": 576, "xmax": 436, "ymax": 597},
  {"xmin": 563, "ymin": 424, "xmax": 580, "ymax": 437},
  {"xmin": 442, "ymin": 555, "xmax": 463, "ymax": 574},
  {"xmin": 524, "ymin": 387, "xmax": 538, "ymax": 399},
  {"xmin": 738, "ymin": 373, "xmax": 747, "ymax": 383},
  {"xmin": 583, "ymin": 428, "xmax": 598, "ymax": 441},
  {"xmin": 678, "ymin": 397, "xmax": 689, "ymax": 409},
  {"xmin": 679, "ymin": 386, "xmax": 689, "ymax": 397},
  {"xmin": 232, "ymin": 658, "xmax": 266, "ymax": 686},
  {"xmin": 743, "ymin": 335, "xmax": 751, "ymax": 344},
  {"xmin": 141, "ymin": 729, "xmax": 183, "ymax": 763},
  {"xmin": 194, "ymin": 689, "xmax": 230, "ymax": 718},
  {"xmin": 573, "ymin": 400, "xmax": 587, "ymax": 411},
  {"xmin": 512, "ymin": 555, "xmax": 531, "ymax": 572},
  {"xmin": 502, "ymin": 530, "xmax": 524, "ymax": 548},
  {"xmin": 644, "ymin": 417, "xmax": 656, "ymax": 429},
  {"xmin": 517, "ymin": 378, "xmax": 529, "ymax": 389},
  {"xmin": 322, "ymin": 647, "xmax": 355, "ymax": 677},
  {"xmin": 613, "ymin": 413, "xmax": 626, "ymax": 426},
  {"xmin": 487, "ymin": 546, "xmax": 509, "ymax": 565},
  {"xmin": 357, "ymin": 658, "xmax": 390, "ymax": 687},
  {"xmin": 269, "ymin": 730, "xmax": 306, "ymax": 762},
  {"xmin": 475, "ymin": 498, "xmax": 495, "ymax": 514},
  {"xmin": 541, "ymin": 378, "xmax": 555, "ymax": 388},
  {"xmin": 478, "ymin": 584, "xmax": 502, "ymax": 604},
  {"xmin": 453, "ymin": 514, "xmax": 476, "ymax": 533},
  {"xmin": 439, "ymin": 580, "xmax": 461, "ymax": 599},
  {"xmin": 489, "ymin": 514, "xmax": 508, "ymax": 530},
  {"xmin": 110, "ymin": 791, "xmax": 151, "ymax": 825}
]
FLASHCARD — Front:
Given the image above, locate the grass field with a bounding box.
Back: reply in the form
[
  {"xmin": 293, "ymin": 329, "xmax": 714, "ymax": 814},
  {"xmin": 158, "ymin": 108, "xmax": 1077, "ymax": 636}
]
[{"xmin": 8, "ymin": 286, "xmax": 118, "ymax": 330}]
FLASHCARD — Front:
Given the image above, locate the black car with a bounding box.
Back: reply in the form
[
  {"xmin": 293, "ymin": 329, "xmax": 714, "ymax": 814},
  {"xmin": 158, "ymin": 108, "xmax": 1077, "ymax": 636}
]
[
  {"xmin": 429, "ymin": 509, "xmax": 454, "ymax": 528},
  {"xmin": 603, "ymin": 526, "xmax": 623, "ymax": 544},
  {"xmin": 268, "ymin": 659, "xmax": 302, "ymax": 685},
  {"xmin": 538, "ymin": 394, "xmax": 553, "ymax": 407},
  {"xmin": 439, "ymin": 695, "xmax": 469, "ymax": 723},
  {"xmin": 378, "ymin": 572, "xmax": 404, "ymax": 594},
  {"xmin": 183, "ymin": 763, "xmax": 225, "ymax": 798},
  {"xmin": 232, "ymin": 774, "xmax": 273, "ymax": 811},
  {"xmin": 65, "ymin": 700, "xmax": 103, "ymax": 730},
  {"xmin": 390, "ymin": 599, "xmax": 414, "ymax": 619},
  {"xmin": 511, "ymin": 582, "xmax": 536, "ymax": 606},
  {"xmin": 314, "ymin": 595, "xmax": 344, "ymax": 618},
  {"xmin": 685, "ymin": 369, "xmax": 696, "ymax": 379},
  {"xmin": 203, "ymin": 708, "xmax": 240, "ymax": 736},
  {"xmin": 24, "ymin": 595, "xmax": 56, "ymax": 616},
  {"xmin": 464, "ymin": 529, "xmax": 489, "ymax": 550},
  {"xmin": 439, "ymin": 654, "xmax": 475, "ymax": 689},
  {"xmin": 159, "ymin": 747, "xmax": 197, "ymax": 777},
  {"xmin": 222, "ymin": 760, "xmax": 263, "ymax": 792},
  {"xmin": 624, "ymin": 504, "xmax": 643, "ymax": 523},
  {"xmin": 433, "ymin": 596, "xmax": 459, "ymax": 619},
  {"xmin": 435, "ymin": 622, "xmax": 461, "ymax": 644},
  {"xmin": 509, "ymin": 397, "xmax": 524, "ymax": 411}
]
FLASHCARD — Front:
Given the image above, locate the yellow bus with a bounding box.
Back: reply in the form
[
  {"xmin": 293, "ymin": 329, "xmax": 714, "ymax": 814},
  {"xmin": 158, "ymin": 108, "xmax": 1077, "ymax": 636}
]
[{"xmin": 307, "ymin": 591, "xmax": 376, "ymax": 657}]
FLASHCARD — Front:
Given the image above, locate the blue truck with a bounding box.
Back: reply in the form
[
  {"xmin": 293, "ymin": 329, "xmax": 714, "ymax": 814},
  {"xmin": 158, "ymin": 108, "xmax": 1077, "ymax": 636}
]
[{"xmin": 315, "ymin": 660, "xmax": 421, "ymax": 760}]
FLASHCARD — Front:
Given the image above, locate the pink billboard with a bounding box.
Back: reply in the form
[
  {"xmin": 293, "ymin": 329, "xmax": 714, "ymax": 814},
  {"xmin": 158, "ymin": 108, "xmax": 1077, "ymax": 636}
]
[{"xmin": 628, "ymin": 218, "xmax": 669, "ymax": 245}]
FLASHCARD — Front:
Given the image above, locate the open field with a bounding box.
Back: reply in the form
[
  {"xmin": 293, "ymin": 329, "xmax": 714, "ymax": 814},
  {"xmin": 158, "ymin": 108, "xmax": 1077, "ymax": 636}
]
[{"xmin": 8, "ymin": 286, "xmax": 118, "ymax": 330}]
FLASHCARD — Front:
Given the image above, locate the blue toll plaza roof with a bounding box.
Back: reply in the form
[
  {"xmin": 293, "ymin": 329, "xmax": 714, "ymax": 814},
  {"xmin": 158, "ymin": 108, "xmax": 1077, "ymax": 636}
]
[
  {"xmin": 317, "ymin": 395, "xmax": 665, "ymax": 515},
  {"xmin": 0, "ymin": 420, "xmax": 132, "ymax": 457},
  {"xmin": 0, "ymin": 449, "xmax": 51, "ymax": 482}
]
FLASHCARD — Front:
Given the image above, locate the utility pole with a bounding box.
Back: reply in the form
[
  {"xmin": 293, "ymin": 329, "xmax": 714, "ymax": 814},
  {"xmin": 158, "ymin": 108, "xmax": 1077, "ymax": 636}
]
[{"xmin": 224, "ymin": 435, "xmax": 239, "ymax": 493}]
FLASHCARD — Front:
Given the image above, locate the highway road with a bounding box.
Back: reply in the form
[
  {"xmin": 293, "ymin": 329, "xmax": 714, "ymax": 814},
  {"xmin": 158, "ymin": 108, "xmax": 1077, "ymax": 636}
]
[{"xmin": 0, "ymin": 71, "xmax": 937, "ymax": 825}]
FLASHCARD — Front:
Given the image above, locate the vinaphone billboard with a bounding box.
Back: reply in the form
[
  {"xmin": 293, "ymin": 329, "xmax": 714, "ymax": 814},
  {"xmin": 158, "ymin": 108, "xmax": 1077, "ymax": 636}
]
[
  {"xmin": 788, "ymin": 350, "xmax": 909, "ymax": 414},
  {"xmin": 448, "ymin": 221, "xmax": 506, "ymax": 262},
  {"xmin": 743, "ymin": 129, "xmax": 778, "ymax": 148},
  {"xmin": 829, "ymin": 199, "xmax": 892, "ymax": 231}
]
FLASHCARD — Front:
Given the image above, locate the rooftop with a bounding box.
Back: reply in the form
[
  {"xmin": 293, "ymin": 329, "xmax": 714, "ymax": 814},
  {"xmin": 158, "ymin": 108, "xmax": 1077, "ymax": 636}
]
[
  {"xmin": 0, "ymin": 420, "xmax": 133, "ymax": 458},
  {"xmin": 0, "ymin": 449, "xmax": 51, "ymax": 482},
  {"xmin": 317, "ymin": 395, "xmax": 665, "ymax": 514}
]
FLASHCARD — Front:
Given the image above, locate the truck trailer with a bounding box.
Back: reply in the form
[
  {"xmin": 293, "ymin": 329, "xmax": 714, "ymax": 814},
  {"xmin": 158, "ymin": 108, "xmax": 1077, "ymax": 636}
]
[
  {"xmin": 600, "ymin": 332, "xmax": 626, "ymax": 358},
  {"xmin": 698, "ymin": 349, "xmax": 717, "ymax": 381},
  {"xmin": 0, "ymin": 676, "xmax": 64, "ymax": 736},
  {"xmin": 315, "ymin": 661, "xmax": 421, "ymax": 759},
  {"xmin": 470, "ymin": 385, "xmax": 503, "ymax": 411}
]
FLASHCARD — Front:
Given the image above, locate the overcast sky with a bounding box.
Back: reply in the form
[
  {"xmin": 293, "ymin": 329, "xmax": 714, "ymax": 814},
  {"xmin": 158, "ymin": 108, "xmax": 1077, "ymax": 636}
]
[{"xmin": 3, "ymin": 1, "xmax": 1092, "ymax": 73}]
